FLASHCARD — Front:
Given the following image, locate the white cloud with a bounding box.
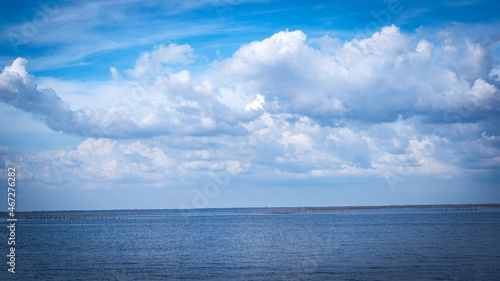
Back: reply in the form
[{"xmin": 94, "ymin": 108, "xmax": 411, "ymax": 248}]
[
  {"xmin": 219, "ymin": 25, "xmax": 499, "ymax": 121},
  {"xmin": 0, "ymin": 56, "xmax": 248, "ymax": 138},
  {"xmin": 3, "ymin": 26, "xmax": 498, "ymax": 140},
  {"xmin": 110, "ymin": 67, "xmax": 121, "ymax": 80},
  {"xmin": 280, "ymin": 132, "xmax": 314, "ymax": 154},
  {"xmin": 1, "ymin": 26, "xmax": 500, "ymax": 191},
  {"xmin": 127, "ymin": 43, "xmax": 195, "ymax": 79},
  {"xmin": 245, "ymin": 94, "xmax": 265, "ymax": 111}
]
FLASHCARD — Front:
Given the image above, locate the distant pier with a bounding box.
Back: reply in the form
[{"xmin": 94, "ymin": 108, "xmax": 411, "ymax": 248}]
[
  {"xmin": 0, "ymin": 204, "xmax": 499, "ymax": 220},
  {"xmin": 233, "ymin": 204, "xmax": 500, "ymax": 214},
  {"xmin": 0, "ymin": 209, "xmax": 168, "ymax": 220}
]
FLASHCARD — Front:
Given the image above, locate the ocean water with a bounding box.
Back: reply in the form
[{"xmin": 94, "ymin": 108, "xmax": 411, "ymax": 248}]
[{"xmin": 1, "ymin": 208, "xmax": 500, "ymax": 280}]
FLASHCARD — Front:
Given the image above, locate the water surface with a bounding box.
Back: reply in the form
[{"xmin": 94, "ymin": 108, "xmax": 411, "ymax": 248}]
[{"xmin": 1, "ymin": 208, "xmax": 499, "ymax": 280}]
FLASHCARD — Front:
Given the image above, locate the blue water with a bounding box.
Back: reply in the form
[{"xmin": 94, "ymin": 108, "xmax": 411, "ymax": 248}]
[{"xmin": 1, "ymin": 208, "xmax": 500, "ymax": 280}]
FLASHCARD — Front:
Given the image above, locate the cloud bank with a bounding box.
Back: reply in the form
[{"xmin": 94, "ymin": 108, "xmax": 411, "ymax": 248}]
[{"xmin": 1, "ymin": 25, "xmax": 499, "ymax": 192}]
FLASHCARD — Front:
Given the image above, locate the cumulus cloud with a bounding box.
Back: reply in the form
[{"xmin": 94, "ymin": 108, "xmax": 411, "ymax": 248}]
[
  {"xmin": 218, "ymin": 25, "xmax": 500, "ymax": 122},
  {"xmin": 325, "ymin": 128, "xmax": 372, "ymax": 169},
  {"xmin": 0, "ymin": 56, "xmax": 248, "ymax": 138},
  {"xmin": 127, "ymin": 43, "xmax": 195, "ymax": 79},
  {"xmin": 2, "ymin": 27, "xmax": 498, "ymax": 139},
  {"xmin": 1, "ymin": 26, "xmax": 500, "ymax": 189},
  {"xmin": 219, "ymin": 29, "xmax": 349, "ymax": 117},
  {"xmin": 0, "ymin": 58, "xmax": 78, "ymax": 133},
  {"xmin": 245, "ymin": 94, "xmax": 265, "ymax": 111},
  {"xmin": 1, "ymin": 138, "xmax": 175, "ymax": 189},
  {"xmin": 110, "ymin": 67, "xmax": 121, "ymax": 80}
]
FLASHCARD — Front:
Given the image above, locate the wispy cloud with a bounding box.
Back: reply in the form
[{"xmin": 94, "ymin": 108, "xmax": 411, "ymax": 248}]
[{"xmin": 0, "ymin": 0, "xmax": 255, "ymax": 71}]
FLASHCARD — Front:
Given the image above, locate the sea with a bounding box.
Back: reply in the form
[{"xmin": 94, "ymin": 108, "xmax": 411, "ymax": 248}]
[{"xmin": 1, "ymin": 207, "xmax": 499, "ymax": 280}]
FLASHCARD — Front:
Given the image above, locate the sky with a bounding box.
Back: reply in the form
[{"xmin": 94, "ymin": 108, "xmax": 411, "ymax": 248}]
[{"xmin": 0, "ymin": 0, "xmax": 500, "ymax": 211}]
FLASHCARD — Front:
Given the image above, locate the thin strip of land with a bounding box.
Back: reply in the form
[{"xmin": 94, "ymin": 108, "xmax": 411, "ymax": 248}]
[
  {"xmin": 236, "ymin": 203, "xmax": 500, "ymax": 214},
  {"xmin": 0, "ymin": 204, "xmax": 499, "ymax": 220}
]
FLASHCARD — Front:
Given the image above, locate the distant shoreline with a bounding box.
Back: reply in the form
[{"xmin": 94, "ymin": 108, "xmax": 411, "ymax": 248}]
[
  {"xmin": 236, "ymin": 203, "xmax": 500, "ymax": 214},
  {"xmin": 1, "ymin": 203, "xmax": 499, "ymax": 220}
]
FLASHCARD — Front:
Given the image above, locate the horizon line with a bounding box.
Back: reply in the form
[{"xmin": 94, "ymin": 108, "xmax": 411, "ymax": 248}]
[{"xmin": 4, "ymin": 203, "xmax": 500, "ymax": 213}]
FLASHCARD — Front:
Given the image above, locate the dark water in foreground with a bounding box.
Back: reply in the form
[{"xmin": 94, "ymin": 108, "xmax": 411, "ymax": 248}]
[{"xmin": 1, "ymin": 208, "xmax": 500, "ymax": 280}]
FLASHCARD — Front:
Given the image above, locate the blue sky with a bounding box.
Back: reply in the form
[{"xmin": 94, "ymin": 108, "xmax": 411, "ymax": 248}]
[{"xmin": 1, "ymin": 0, "xmax": 500, "ymax": 211}]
